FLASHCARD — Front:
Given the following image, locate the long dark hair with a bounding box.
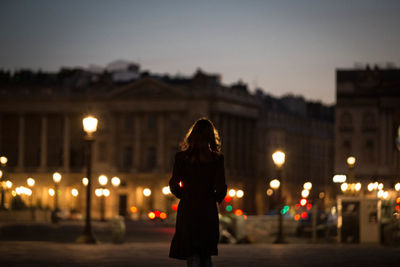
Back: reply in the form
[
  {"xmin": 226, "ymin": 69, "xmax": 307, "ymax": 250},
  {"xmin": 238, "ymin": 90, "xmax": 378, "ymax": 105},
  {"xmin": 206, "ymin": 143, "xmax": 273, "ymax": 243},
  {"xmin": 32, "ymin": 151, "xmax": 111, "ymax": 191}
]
[{"xmin": 180, "ymin": 118, "xmax": 221, "ymax": 160}]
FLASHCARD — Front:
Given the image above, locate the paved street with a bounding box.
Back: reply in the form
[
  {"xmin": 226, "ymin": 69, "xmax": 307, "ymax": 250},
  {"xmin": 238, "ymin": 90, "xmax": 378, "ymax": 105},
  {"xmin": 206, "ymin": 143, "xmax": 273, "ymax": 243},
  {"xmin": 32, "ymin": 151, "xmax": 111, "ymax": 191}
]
[
  {"xmin": 1, "ymin": 221, "xmax": 399, "ymax": 266},
  {"xmin": 1, "ymin": 241, "xmax": 400, "ymax": 267}
]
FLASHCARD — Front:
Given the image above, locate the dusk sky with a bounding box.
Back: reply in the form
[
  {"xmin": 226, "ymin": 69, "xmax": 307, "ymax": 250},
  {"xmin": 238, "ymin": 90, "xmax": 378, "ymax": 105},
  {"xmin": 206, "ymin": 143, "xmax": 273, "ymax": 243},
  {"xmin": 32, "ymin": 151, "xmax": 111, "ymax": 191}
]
[{"xmin": 1, "ymin": 0, "xmax": 399, "ymax": 104}]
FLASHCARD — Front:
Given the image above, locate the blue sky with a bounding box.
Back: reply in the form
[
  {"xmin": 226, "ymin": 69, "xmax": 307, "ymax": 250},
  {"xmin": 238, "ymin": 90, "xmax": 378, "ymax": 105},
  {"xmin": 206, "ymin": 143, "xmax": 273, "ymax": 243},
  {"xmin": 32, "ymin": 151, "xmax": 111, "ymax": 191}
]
[{"xmin": 1, "ymin": 0, "xmax": 399, "ymax": 104}]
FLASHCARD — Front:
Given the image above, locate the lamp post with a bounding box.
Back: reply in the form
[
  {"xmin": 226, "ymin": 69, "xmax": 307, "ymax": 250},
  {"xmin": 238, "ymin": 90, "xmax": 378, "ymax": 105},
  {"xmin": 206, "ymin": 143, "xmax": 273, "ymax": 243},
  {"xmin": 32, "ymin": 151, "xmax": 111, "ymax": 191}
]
[
  {"xmin": 27, "ymin": 177, "xmax": 36, "ymax": 221},
  {"xmin": 111, "ymin": 177, "xmax": 120, "ymax": 217},
  {"xmin": 77, "ymin": 115, "xmax": 98, "ymax": 244},
  {"xmin": 0, "ymin": 156, "xmax": 8, "ymax": 210},
  {"xmin": 346, "ymin": 156, "xmax": 356, "ymax": 183},
  {"xmin": 272, "ymin": 150, "xmax": 286, "ymax": 244},
  {"xmin": 52, "ymin": 172, "xmax": 62, "ymax": 211},
  {"xmin": 98, "ymin": 175, "xmax": 108, "ymax": 221}
]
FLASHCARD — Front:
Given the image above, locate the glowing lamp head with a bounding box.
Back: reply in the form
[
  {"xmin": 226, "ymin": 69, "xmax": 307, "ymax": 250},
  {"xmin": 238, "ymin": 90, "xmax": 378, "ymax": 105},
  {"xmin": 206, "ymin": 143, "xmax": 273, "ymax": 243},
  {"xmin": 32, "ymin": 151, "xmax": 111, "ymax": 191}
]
[
  {"xmin": 48, "ymin": 188, "xmax": 55, "ymax": 197},
  {"xmin": 103, "ymin": 188, "xmax": 110, "ymax": 197},
  {"xmin": 162, "ymin": 186, "xmax": 171, "ymax": 195},
  {"xmin": 301, "ymin": 189, "xmax": 310, "ymax": 198},
  {"xmin": 0, "ymin": 156, "xmax": 8, "ymax": 165},
  {"xmin": 341, "ymin": 183, "xmax": 348, "ymax": 192},
  {"xmin": 5, "ymin": 180, "xmax": 12, "ymax": 189},
  {"xmin": 52, "ymin": 172, "xmax": 62, "ymax": 183},
  {"xmin": 0, "ymin": 170, "xmax": 2, "ymax": 178},
  {"xmin": 95, "ymin": 188, "xmax": 103, "ymax": 197},
  {"xmin": 236, "ymin": 190, "xmax": 244, "ymax": 198},
  {"xmin": 27, "ymin": 178, "xmax": 35, "ymax": 187},
  {"xmin": 347, "ymin": 156, "xmax": 356, "ymax": 167},
  {"xmin": 270, "ymin": 179, "xmax": 280, "ymax": 189},
  {"xmin": 378, "ymin": 183, "xmax": 384, "ymax": 190},
  {"xmin": 143, "ymin": 188, "xmax": 151, "ymax": 197},
  {"xmin": 272, "ymin": 150, "xmax": 285, "ymax": 168},
  {"xmin": 266, "ymin": 189, "xmax": 273, "ymax": 196},
  {"xmin": 395, "ymin": 183, "xmax": 400, "ymax": 192},
  {"xmin": 303, "ymin": 182, "xmax": 312, "ymax": 190},
  {"xmin": 368, "ymin": 183, "xmax": 374, "ymax": 192},
  {"xmin": 111, "ymin": 177, "xmax": 121, "ymax": 187},
  {"xmin": 82, "ymin": 177, "xmax": 88, "ymax": 186},
  {"xmin": 98, "ymin": 175, "xmax": 108, "ymax": 186},
  {"xmin": 82, "ymin": 116, "xmax": 98, "ymax": 136},
  {"xmin": 71, "ymin": 188, "xmax": 79, "ymax": 197},
  {"xmin": 355, "ymin": 182, "xmax": 362, "ymax": 192},
  {"xmin": 228, "ymin": 189, "xmax": 236, "ymax": 197}
]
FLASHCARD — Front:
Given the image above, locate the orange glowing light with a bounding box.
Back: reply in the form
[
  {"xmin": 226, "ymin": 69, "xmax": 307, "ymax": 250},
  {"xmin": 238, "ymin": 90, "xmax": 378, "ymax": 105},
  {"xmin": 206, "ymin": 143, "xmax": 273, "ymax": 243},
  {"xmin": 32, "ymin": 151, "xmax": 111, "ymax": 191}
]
[
  {"xmin": 294, "ymin": 214, "xmax": 301, "ymax": 221},
  {"xmin": 148, "ymin": 212, "xmax": 156, "ymax": 220},
  {"xmin": 395, "ymin": 205, "xmax": 400, "ymax": 211},
  {"xmin": 396, "ymin": 197, "xmax": 400, "ymax": 204},
  {"xmin": 179, "ymin": 181, "xmax": 183, "ymax": 188},
  {"xmin": 224, "ymin": 196, "xmax": 232, "ymax": 203},
  {"xmin": 300, "ymin": 198, "xmax": 307, "ymax": 207},
  {"xmin": 243, "ymin": 215, "xmax": 247, "ymax": 220},
  {"xmin": 130, "ymin": 206, "xmax": 138, "ymax": 213},
  {"xmin": 306, "ymin": 203, "xmax": 312, "ymax": 210},
  {"xmin": 234, "ymin": 209, "xmax": 243, "ymax": 216},
  {"xmin": 155, "ymin": 210, "xmax": 161, "ymax": 217},
  {"xmin": 172, "ymin": 204, "xmax": 178, "ymax": 211},
  {"xmin": 160, "ymin": 212, "xmax": 167, "ymax": 219},
  {"xmin": 301, "ymin": 212, "xmax": 308, "ymax": 219},
  {"xmin": 295, "ymin": 204, "xmax": 300, "ymax": 210}
]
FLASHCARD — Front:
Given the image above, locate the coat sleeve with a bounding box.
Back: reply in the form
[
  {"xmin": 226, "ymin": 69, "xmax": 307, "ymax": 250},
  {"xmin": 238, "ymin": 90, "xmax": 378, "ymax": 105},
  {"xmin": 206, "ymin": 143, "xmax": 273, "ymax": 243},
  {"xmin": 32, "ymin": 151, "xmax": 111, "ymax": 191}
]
[
  {"xmin": 169, "ymin": 153, "xmax": 183, "ymax": 199},
  {"xmin": 215, "ymin": 154, "xmax": 227, "ymax": 203}
]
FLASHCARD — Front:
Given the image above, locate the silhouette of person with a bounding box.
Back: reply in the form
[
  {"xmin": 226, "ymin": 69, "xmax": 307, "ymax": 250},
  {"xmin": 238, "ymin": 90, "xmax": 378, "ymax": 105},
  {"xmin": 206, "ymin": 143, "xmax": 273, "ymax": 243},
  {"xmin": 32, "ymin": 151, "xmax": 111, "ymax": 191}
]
[{"xmin": 169, "ymin": 118, "xmax": 227, "ymax": 267}]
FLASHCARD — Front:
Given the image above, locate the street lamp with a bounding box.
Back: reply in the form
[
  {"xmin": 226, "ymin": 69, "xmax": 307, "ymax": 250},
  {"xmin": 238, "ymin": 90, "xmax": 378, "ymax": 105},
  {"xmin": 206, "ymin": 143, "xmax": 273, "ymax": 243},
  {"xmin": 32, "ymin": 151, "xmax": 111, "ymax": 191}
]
[
  {"xmin": 27, "ymin": 177, "xmax": 36, "ymax": 221},
  {"xmin": 98, "ymin": 175, "xmax": 108, "ymax": 221},
  {"xmin": 77, "ymin": 115, "xmax": 98, "ymax": 244},
  {"xmin": 0, "ymin": 156, "xmax": 8, "ymax": 210},
  {"xmin": 272, "ymin": 150, "xmax": 286, "ymax": 244},
  {"xmin": 52, "ymin": 172, "xmax": 62, "ymax": 212},
  {"xmin": 346, "ymin": 156, "xmax": 356, "ymax": 182}
]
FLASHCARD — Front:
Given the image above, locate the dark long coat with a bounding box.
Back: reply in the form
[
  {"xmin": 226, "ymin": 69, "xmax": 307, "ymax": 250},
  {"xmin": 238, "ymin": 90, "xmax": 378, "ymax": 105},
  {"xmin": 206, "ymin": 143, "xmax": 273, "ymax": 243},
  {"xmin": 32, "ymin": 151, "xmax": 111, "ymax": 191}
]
[{"xmin": 169, "ymin": 151, "xmax": 227, "ymax": 260}]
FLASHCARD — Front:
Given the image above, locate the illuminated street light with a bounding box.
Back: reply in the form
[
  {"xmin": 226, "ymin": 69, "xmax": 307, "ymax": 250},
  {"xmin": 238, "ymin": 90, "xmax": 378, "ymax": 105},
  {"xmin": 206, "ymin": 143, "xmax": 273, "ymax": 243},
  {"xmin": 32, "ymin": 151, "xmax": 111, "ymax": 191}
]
[
  {"xmin": 395, "ymin": 183, "xmax": 400, "ymax": 192},
  {"xmin": 266, "ymin": 189, "xmax": 273, "ymax": 196},
  {"xmin": 48, "ymin": 188, "xmax": 55, "ymax": 197},
  {"xmin": 341, "ymin": 183, "xmax": 348, "ymax": 192},
  {"xmin": 236, "ymin": 190, "xmax": 244, "ymax": 198},
  {"xmin": 143, "ymin": 188, "xmax": 151, "ymax": 197},
  {"xmin": 27, "ymin": 178, "xmax": 35, "ymax": 187},
  {"xmin": 303, "ymin": 182, "xmax": 312, "ymax": 190},
  {"xmin": 272, "ymin": 150, "xmax": 286, "ymax": 244},
  {"xmin": 0, "ymin": 155, "xmax": 8, "ymax": 210},
  {"xmin": 98, "ymin": 175, "xmax": 108, "ymax": 186},
  {"xmin": 51, "ymin": 172, "xmax": 62, "ymax": 222},
  {"xmin": 301, "ymin": 189, "xmax": 310, "ymax": 198},
  {"xmin": 72, "ymin": 188, "xmax": 79, "ymax": 197},
  {"xmin": 368, "ymin": 183, "xmax": 374, "ymax": 192},
  {"xmin": 162, "ymin": 186, "xmax": 171, "ymax": 195},
  {"xmin": 270, "ymin": 179, "xmax": 280, "ymax": 189},
  {"xmin": 5, "ymin": 181, "xmax": 12, "ymax": 189},
  {"xmin": 355, "ymin": 182, "xmax": 362, "ymax": 192},
  {"xmin": 228, "ymin": 189, "xmax": 236, "ymax": 197},
  {"xmin": 111, "ymin": 177, "xmax": 121, "ymax": 187},
  {"xmin": 377, "ymin": 190, "xmax": 384, "ymax": 198},
  {"xmin": 82, "ymin": 177, "xmax": 88, "ymax": 186},
  {"xmin": 378, "ymin": 183, "xmax": 384, "ymax": 190},
  {"xmin": 333, "ymin": 174, "xmax": 347, "ymax": 183},
  {"xmin": 76, "ymin": 115, "xmax": 98, "ymax": 244}
]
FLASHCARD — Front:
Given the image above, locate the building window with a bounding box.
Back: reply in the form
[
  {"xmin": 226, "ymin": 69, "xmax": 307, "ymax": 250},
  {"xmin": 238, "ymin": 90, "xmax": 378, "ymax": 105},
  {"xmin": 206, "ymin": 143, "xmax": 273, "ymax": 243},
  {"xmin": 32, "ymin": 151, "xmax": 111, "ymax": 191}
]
[
  {"xmin": 148, "ymin": 114, "xmax": 157, "ymax": 129},
  {"xmin": 362, "ymin": 112, "xmax": 376, "ymax": 131},
  {"xmin": 123, "ymin": 114, "xmax": 133, "ymax": 130},
  {"xmin": 339, "ymin": 112, "xmax": 353, "ymax": 131},
  {"xmin": 146, "ymin": 147, "xmax": 156, "ymax": 170},
  {"xmin": 122, "ymin": 146, "xmax": 133, "ymax": 170},
  {"xmin": 98, "ymin": 141, "xmax": 107, "ymax": 162}
]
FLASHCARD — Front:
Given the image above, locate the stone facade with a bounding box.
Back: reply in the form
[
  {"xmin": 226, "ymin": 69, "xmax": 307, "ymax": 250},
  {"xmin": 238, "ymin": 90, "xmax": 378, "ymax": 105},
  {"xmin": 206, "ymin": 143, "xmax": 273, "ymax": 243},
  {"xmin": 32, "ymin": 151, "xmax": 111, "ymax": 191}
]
[
  {"xmin": 335, "ymin": 66, "xmax": 400, "ymax": 189},
  {"xmin": 0, "ymin": 67, "xmax": 334, "ymax": 217}
]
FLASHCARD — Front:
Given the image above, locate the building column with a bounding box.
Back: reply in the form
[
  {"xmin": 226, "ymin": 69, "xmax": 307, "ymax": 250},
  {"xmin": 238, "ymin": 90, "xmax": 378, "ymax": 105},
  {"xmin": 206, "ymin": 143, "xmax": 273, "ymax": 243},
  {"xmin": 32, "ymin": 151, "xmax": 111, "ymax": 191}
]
[
  {"xmin": 157, "ymin": 114, "xmax": 165, "ymax": 172},
  {"xmin": 63, "ymin": 115, "xmax": 70, "ymax": 172},
  {"xmin": 40, "ymin": 115, "xmax": 47, "ymax": 171},
  {"xmin": 133, "ymin": 114, "xmax": 141, "ymax": 171},
  {"xmin": 17, "ymin": 114, "xmax": 24, "ymax": 171}
]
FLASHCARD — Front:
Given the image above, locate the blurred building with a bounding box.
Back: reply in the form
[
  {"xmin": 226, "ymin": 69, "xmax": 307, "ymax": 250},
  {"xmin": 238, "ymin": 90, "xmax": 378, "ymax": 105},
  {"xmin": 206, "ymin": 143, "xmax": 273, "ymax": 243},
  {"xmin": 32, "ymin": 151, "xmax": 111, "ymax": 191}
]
[
  {"xmin": 0, "ymin": 65, "xmax": 334, "ymax": 217},
  {"xmin": 335, "ymin": 66, "xmax": 400, "ymax": 189}
]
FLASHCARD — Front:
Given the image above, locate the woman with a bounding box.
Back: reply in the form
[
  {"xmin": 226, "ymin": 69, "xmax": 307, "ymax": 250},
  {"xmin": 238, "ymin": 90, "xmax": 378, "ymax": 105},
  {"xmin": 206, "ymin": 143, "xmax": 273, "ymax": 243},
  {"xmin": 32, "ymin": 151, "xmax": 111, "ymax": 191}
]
[{"xmin": 169, "ymin": 118, "xmax": 227, "ymax": 267}]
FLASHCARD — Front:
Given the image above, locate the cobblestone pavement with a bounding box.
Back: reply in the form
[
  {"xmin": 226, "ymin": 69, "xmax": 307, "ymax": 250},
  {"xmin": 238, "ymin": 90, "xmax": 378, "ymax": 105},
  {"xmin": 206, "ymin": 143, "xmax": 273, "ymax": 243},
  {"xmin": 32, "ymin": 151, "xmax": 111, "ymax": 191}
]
[{"xmin": 0, "ymin": 241, "xmax": 399, "ymax": 267}]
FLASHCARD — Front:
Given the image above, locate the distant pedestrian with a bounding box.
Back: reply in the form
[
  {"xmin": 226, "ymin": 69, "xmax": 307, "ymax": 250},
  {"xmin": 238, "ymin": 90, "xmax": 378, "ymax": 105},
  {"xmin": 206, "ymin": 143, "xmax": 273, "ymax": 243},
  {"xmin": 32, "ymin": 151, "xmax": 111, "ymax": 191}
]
[{"xmin": 169, "ymin": 118, "xmax": 227, "ymax": 267}]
